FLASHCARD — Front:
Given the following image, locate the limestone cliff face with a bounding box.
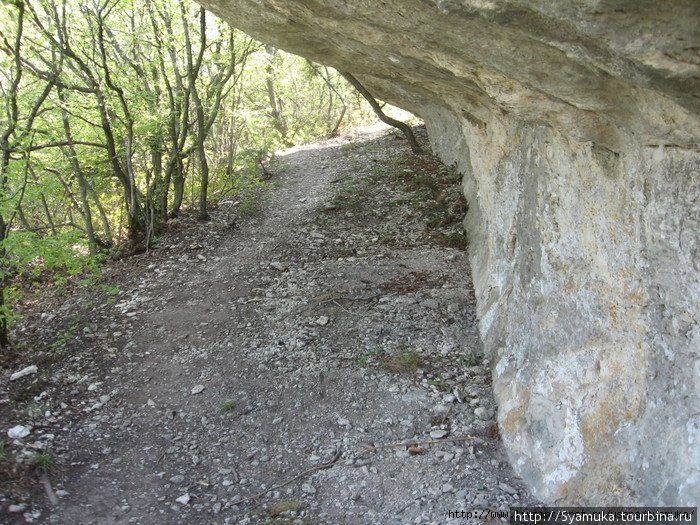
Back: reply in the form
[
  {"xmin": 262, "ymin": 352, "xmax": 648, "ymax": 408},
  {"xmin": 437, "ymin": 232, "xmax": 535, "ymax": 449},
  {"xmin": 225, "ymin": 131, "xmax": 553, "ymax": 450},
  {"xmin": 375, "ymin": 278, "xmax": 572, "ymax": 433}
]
[{"xmin": 197, "ymin": 0, "xmax": 700, "ymax": 504}]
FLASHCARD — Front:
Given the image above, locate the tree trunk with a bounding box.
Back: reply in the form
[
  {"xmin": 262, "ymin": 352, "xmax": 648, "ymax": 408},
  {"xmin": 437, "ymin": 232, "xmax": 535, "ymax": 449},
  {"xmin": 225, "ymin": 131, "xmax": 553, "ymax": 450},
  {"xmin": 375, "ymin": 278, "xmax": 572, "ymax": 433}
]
[
  {"xmin": 57, "ymin": 87, "xmax": 98, "ymax": 255},
  {"xmin": 171, "ymin": 158, "xmax": 185, "ymax": 217},
  {"xmin": 0, "ymin": 214, "xmax": 8, "ymax": 349},
  {"xmin": 86, "ymin": 179, "xmax": 113, "ymax": 247},
  {"xmin": 40, "ymin": 194, "xmax": 58, "ymax": 236},
  {"xmin": 0, "ymin": 142, "xmax": 11, "ymax": 348},
  {"xmin": 16, "ymin": 206, "xmax": 32, "ymax": 231},
  {"xmin": 265, "ymin": 46, "xmax": 292, "ymax": 146},
  {"xmin": 150, "ymin": 146, "xmax": 166, "ymax": 227},
  {"xmin": 197, "ymin": 139, "xmax": 210, "ymax": 220},
  {"xmin": 340, "ymin": 72, "xmax": 423, "ymax": 154}
]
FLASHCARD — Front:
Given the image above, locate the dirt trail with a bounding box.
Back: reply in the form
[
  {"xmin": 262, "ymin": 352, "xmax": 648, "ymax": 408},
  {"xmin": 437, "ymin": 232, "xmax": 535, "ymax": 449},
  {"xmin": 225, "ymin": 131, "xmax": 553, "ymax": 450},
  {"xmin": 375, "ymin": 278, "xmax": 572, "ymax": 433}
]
[{"xmin": 2, "ymin": 125, "xmax": 538, "ymax": 524}]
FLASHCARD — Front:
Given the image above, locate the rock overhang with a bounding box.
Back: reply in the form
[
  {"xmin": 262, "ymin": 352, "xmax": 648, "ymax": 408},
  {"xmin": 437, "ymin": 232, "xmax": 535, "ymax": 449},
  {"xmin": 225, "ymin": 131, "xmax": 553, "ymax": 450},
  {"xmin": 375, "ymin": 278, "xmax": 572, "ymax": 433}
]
[{"xmin": 200, "ymin": 1, "xmax": 699, "ymax": 148}]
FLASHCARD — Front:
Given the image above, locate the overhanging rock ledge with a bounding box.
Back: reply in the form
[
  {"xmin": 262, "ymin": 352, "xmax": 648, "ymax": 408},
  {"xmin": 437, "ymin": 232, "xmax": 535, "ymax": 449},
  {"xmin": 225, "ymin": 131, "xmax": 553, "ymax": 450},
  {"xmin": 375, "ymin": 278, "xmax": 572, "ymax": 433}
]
[{"xmin": 196, "ymin": 0, "xmax": 700, "ymax": 505}]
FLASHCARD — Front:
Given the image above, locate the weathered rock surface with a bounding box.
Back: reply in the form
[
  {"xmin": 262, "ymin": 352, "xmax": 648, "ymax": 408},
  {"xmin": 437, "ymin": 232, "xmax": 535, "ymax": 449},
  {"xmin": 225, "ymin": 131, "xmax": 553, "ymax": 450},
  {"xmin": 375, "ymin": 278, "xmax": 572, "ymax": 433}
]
[{"xmin": 198, "ymin": 0, "xmax": 700, "ymax": 505}]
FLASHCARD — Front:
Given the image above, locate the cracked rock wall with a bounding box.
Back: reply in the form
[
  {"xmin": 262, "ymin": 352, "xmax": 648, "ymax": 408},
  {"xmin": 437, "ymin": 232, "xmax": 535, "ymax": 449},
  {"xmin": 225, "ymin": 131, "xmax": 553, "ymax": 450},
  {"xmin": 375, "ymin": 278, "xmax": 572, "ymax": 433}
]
[{"xmin": 197, "ymin": 0, "xmax": 700, "ymax": 504}]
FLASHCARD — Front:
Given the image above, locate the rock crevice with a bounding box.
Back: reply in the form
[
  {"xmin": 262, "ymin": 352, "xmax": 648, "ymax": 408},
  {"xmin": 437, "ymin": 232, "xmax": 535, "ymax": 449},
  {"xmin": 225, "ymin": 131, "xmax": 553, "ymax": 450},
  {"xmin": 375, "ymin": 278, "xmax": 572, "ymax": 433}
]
[{"xmin": 198, "ymin": 0, "xmax": 700, "ymax": 504}]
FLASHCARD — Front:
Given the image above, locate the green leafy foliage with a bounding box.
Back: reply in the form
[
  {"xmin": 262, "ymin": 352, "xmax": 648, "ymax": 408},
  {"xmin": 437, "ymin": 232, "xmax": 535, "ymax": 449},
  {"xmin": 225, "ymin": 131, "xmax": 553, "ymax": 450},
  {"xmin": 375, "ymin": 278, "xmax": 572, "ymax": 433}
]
[
  {"xmin": 221, "ymin": 401, "xmax": 236, "ymax": 412},
  {"xmin": 3, "ymin": 231, "xmax": 99, "ymax": 279},
  {"xmin": 28, "ymin": 451, "xmax": 54, "ymax": 471},
  {"xmin": 0, "ymin": 0, "xmax": 379, "ymax": 347},
  {"xmin": 380, "ymin": 349, "xmax": 423, "ymax": 373}
]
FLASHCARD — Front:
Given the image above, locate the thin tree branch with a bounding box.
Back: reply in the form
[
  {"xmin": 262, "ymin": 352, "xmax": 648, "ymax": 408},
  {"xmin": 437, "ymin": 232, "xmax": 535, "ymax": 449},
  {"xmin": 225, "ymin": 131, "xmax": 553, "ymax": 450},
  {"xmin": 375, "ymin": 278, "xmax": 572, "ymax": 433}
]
[
  {"xmin": 339, "ymin": 72, "xmax": 423, "ymax": 154},
  {"xmin": 26, "ymin": 140, "xmax": 106, "ymax": 152}
]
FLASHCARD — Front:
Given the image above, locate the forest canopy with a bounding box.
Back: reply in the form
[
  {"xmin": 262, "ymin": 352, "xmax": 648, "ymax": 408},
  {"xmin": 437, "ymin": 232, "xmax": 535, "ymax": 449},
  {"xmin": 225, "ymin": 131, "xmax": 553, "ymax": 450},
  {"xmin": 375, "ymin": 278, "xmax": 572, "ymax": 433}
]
[{"xmin": 0, "ymin": 0, "xmax": 386, "ymax": 347}]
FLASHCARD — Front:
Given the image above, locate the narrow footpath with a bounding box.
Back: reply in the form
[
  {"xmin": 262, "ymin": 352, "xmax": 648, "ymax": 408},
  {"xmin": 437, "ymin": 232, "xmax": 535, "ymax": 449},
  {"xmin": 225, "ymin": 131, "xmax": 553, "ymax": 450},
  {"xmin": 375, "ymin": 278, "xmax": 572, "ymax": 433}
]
[{"xmin": 2, "ymin": 125, "xmax": 538, "ymax": 524}]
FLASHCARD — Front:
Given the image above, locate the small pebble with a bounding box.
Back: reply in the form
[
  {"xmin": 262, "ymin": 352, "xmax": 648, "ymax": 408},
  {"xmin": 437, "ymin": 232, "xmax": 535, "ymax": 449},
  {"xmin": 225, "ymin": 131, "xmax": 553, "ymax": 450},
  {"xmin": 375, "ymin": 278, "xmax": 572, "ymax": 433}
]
[
  {"xmin": 10, "ymin": 365, "xmax": 38, "ymax": 381},
  {"xmin": 499, "ymin": 482, "xmax": 518, "ymax": 494},
  {"xmin": 7, "ymin": 425, "xmax": 30, "ymax": 439},
  {"xmin": 191, "ymin": 385, "xmax": 205, "ymax": 395},
  {"xmin": 474, "ymin": 406, "xmax": 494, "ymax": 420}
]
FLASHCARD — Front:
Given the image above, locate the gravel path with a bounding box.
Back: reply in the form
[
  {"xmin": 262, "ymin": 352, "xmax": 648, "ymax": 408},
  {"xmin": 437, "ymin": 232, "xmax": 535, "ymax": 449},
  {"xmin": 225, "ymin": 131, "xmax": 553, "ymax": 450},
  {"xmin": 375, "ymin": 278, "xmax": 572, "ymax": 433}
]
[{"xmin": 2, "ymin": 125, "xmax": 538, "ymax": 524}]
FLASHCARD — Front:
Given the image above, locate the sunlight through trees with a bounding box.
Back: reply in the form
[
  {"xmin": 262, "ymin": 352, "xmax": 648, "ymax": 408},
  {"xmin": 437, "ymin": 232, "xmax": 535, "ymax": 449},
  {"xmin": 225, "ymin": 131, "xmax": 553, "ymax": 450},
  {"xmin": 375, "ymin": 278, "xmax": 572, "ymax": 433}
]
[{"xmin": 0, "ymin": 0, "xmax": 377, "ymax": 347}]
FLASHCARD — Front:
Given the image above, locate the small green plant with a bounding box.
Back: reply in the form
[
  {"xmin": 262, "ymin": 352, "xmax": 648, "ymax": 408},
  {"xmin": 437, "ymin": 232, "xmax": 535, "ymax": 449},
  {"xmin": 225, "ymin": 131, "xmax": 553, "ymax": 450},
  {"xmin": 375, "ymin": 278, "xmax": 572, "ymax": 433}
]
[
  {"xmin": 381, "ymin": 350, "xmax": 423, "ymax": 373},
  {"xmin": 0, "ymin": 302, "xmax": 22, "ymax": 334},
  {"xmin": 426, "ymin": 377, "xmax": 449, "ymax": 391},
  {"xmin": 433, "ymin": 232, "xmax": 468, "ymax": 250},
  {"xmin": 355, "ymin": 351, "xmax": 377, "ymax": 368},
  {"xmin": 29, "ymin": 452, "xmax": 54, "ymax": 471},
  {"xmin": 26, "ymin": 403, "xmax": 48, "ymax": 420},
  {"xmin": 100, "ymin": 285, "xmax": 121, "ymax": 297},
  {"xmin": 356, "ymin": 355, "xmax": 369, "ymax": 368},
  {"xmin": 99, "ymin": 285, "xmax": 121, "ymax": 305},
  {"xmin": 239, "ymin": 195, "xmax": 258, "ymax": 217},
  {"xmin": 0, "ymin": 441, "xmax": 6, "ymax": 461},
  {"xmin": 221, "ymin": 401, "xmax": 236, "ymax": 412},
  {"xmin": 460, "ymin": 352, "xmax": 484, "ymax": 367},
  {"xmin": 267, "ymin": 499, "xmax": 304, "ymax": 517},
  {"xmin": 150, "ymin": 235, "xmax": 163, "ymax": 248},
  {"xmin": 50, "ymin": 328, "xmax": 75, "ymax": 350}
]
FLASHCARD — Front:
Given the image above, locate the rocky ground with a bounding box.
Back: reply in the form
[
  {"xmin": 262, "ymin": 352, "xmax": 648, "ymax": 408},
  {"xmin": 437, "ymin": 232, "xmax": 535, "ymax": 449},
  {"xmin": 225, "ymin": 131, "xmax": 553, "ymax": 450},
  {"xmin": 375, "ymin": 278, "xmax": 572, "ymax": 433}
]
[{"xmin": 1, "ymin": 124, "xmax": 539, "ymax": 524}]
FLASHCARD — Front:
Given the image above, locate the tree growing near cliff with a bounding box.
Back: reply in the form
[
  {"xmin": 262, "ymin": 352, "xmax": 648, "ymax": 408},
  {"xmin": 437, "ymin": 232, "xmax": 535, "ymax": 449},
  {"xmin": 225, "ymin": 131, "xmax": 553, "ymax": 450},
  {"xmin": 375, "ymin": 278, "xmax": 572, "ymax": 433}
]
[{"xmin": 340, "ymin": 72, "xmax": 423, "ymax": 155}]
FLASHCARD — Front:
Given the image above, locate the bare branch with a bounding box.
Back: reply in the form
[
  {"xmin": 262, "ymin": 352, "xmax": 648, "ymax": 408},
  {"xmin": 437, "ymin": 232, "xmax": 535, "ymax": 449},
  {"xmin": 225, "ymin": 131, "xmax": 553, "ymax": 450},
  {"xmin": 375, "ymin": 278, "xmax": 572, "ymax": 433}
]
[{"xmin": 340, "ymin": 72, "xmax": 423, "ymax": 154}]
